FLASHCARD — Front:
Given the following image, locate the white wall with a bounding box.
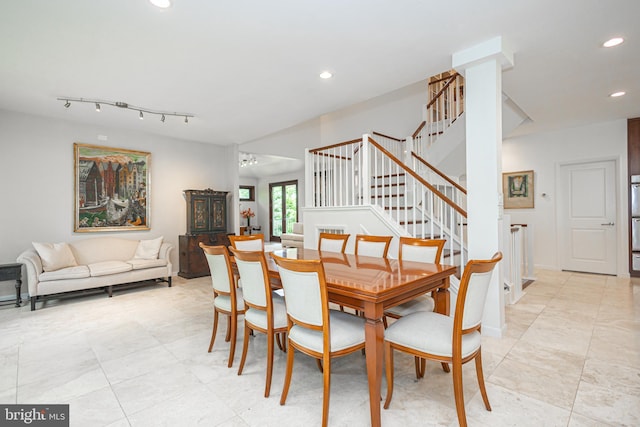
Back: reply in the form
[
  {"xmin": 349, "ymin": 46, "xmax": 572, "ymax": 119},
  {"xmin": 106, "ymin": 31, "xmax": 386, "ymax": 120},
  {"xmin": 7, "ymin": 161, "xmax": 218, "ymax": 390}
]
[
  {"xmin": 0, "ymin": 110, "xmax": 231, "ymax": 298},
  {"xmin": 240, "ymin": 80, "xmax": 426, "ymax": 161},
  {"xmin": 502, "ymin": 119, "xmax": 628, "ymax": 274}
]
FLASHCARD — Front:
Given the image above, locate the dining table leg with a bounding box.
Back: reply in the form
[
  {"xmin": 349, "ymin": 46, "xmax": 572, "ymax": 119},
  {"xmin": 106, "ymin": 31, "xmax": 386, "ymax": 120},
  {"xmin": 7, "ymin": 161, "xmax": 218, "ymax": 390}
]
[
  {"xmin": 363, "ymin": 301, "xmax": 384, "ymax": 427},
  {"xmin": 434, "ymin": 277, "xmax": 451, "ymax": 316}
]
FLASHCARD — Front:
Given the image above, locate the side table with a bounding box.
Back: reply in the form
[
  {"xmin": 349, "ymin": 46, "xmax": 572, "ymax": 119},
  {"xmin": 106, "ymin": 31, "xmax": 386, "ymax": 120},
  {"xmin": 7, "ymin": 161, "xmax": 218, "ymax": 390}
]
[{"xmin": 0, "ymin": 263, "xmax": 23, "ymax": 307}]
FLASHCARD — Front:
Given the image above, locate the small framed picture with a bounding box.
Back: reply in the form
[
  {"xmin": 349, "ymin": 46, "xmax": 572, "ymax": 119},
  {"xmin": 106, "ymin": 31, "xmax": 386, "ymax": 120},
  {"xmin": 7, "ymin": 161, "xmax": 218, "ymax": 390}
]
[{"xmin": 503, "ymin": 170, "xmax": 534, "ymax": 209}]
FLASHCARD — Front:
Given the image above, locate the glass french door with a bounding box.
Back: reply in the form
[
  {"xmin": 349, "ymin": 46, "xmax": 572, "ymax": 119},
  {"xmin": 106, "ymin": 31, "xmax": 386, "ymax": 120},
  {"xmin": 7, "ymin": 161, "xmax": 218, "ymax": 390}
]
[{"xmin": 269, "ymin": 180, "xmax": 298, "ymax": 241}]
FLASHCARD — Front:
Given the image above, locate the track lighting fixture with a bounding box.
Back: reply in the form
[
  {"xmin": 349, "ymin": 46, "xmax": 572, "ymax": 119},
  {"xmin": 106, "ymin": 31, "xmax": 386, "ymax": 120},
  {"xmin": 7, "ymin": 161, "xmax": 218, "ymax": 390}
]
[{"xmin": 57, "ymin": 97, "xmax": 194, "ymax": 124}]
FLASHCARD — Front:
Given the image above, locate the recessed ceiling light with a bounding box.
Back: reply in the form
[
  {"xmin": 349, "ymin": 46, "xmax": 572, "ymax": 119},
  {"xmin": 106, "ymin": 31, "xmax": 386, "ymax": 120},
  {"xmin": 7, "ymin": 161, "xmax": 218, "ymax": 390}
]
[
  {"xmin": 603, "ymin": 37, "xmax": 624, "ymax": 48},
  {"xmin": 319, "ymin": 71, "xmax": 333, "ymax": 79},
  {"xmin": 610, "ymin": 91, "xmax": 626, "ymax": 98},
  {"xmin": 149, "ymin": 0, "xmax": 171, "ymax": 8}
]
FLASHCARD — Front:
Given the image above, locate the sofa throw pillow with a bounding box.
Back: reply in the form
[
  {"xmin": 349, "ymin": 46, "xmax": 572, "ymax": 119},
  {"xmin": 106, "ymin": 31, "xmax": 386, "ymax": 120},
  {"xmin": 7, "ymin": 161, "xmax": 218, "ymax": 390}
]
[
  {"xmin": 32, "ymin": 242, "xmax": 78, "ymax": 272},
  {"xmin": 134, "ymin": 236, "xmax": 163, "ymax": 260}
]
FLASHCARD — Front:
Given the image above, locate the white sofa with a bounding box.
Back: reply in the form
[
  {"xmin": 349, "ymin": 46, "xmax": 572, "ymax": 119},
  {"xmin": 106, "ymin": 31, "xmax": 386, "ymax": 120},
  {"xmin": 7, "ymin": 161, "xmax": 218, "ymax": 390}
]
[
  {"xmin": 281, "ymin": 223, "xmax": 304, "ymax": 248},
  {"xmin": 17, "ymin": 237, "xmax": 173, "ymax": 310}
]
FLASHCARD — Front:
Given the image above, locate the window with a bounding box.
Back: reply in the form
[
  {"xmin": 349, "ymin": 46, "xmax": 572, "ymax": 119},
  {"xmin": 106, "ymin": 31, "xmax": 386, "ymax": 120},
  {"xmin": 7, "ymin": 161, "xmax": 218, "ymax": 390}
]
[{"xmin": 239, "ymin": 185, "xmax": 255, "ymax": 201}]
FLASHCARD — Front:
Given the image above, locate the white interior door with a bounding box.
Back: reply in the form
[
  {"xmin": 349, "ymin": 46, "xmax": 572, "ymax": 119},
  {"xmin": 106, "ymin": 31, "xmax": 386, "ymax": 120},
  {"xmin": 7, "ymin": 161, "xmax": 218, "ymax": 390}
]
[{"xmin": 560, "ymin": 160, "xmax": 617, "ymax": 274}]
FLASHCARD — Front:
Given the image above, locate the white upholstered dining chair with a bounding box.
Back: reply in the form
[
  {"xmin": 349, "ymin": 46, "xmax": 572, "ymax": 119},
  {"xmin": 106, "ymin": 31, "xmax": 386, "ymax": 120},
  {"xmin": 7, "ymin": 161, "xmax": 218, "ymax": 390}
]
[
  {"xmin": 229, "ymin": 233, "xmax": 265, "ymax": 251},
  {"xmin": 317, "ymin": 232, "xmax": 350, "ymax": 253},
  {"xmin": 383, "ymin": 252, "xmax": 503, "ymax": 427},
  {"xmin": 200, "ymin": 243, "xmax": 245, "ymax": 368},
  {"xmin": 271, "ymin": 253, "xmax": 365, "ymax": 427},
  {"xmin": 230, "ymin": 247, "xmax": 288, "ymax": 398},
  {"xmin": 384, "ymin": 237, "xmax": 446, "ymax": 320},
  {"xmin": 354, "ymin": 234, "xmax": 393, "ymax": 258}
]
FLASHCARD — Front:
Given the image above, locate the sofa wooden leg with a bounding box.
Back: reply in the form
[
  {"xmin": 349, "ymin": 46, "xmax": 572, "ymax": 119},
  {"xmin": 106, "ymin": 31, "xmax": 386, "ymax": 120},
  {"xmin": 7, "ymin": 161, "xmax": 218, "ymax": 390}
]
[
  {"xmin": 30, "ymin": 296, "xmax": 36, "ymax": 311},
  {"xmin": 107, "ymin": 286, "xmax": 113, "ymax": 297},
  {"xmin": 167, "ymin": 276, "xmax": 172, "ymax": 287}
]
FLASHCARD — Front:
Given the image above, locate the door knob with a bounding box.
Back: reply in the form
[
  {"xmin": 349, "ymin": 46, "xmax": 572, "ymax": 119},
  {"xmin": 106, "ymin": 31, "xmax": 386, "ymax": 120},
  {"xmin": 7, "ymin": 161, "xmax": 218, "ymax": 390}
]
[{"xmin": 600, "ymin": 222, "xmax": 615, "ymax": 226}]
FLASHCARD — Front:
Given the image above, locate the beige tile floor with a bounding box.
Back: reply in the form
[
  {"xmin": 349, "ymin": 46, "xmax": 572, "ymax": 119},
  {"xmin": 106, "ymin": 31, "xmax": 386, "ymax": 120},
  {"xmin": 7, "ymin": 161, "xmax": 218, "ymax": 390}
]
[{"xmin": 0, "ymin": 269, "xmax": 638, "ymax": 426}]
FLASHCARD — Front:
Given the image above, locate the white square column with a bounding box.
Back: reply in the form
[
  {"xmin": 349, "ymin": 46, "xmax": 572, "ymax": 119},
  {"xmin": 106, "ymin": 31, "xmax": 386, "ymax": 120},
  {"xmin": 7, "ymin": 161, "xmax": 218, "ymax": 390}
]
[{"xmin": 453, "ymin": 37, "xmax": 514, "ymax": 337}]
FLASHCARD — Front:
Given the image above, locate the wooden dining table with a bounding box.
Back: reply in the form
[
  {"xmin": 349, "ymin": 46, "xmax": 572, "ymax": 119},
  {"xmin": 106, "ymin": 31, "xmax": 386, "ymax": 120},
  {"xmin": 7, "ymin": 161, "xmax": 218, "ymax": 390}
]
[{"xmin": 265, "ymin": 248, "xmax": 457, "ymax": 427}]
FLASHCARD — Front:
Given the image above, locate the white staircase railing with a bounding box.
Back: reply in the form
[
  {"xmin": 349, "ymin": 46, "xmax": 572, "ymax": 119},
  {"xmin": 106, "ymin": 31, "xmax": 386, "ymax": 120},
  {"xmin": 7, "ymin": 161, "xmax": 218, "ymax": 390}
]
[
  {"xmin": 413, "ymin": 72, "xmax": 465, "ymax": 158},
  {"xmin": 307, "ymin": 134, "xmax": 467, "ymax": 271}
]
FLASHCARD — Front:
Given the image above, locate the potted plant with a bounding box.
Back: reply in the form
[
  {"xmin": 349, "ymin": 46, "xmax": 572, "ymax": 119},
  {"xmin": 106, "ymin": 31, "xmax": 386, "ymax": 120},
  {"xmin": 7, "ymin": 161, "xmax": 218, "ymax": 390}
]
[{"xmin": 241, "ymin": 208, "xmax": 255, "ymax": 234}]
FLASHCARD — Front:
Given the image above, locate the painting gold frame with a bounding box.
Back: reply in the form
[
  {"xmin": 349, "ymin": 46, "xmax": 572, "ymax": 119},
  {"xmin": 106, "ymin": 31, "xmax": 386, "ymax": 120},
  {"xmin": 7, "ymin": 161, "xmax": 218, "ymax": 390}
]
[
  {"xmin": 503, "ymin": 170, "xmax": 534, "ymax": 209},
  {"xmin": 74, "ymin": 143, "xmax": 151, "ymax": 232}
]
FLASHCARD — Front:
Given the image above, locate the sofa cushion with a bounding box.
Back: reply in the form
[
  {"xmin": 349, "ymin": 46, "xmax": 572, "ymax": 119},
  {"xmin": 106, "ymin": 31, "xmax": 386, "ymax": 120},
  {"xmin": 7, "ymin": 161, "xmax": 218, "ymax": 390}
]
[
  {"xmin": 32, "ymin": 242, "xmax": 78, "ymax": 272},
  {"xmin": 292, "ymin": 222, "xmax": 303, "ymax": 234},
  {"xmin": 39, "ymin": 265, "xmax": 91, "ymax": 282},
  {"xmin": 88, "ymin": 261, "xmax": 133, "ymax": 277},
  {"xmin": 281, "ymin": 233, "xmax": 304, "ymax": 242},
  {"xmin": 134, "ymin": 236, "xmax": 164, "ymax": 260},
  {"xmin": 126, "ymin": 258, "xmax": 168, "ymax": 270}
]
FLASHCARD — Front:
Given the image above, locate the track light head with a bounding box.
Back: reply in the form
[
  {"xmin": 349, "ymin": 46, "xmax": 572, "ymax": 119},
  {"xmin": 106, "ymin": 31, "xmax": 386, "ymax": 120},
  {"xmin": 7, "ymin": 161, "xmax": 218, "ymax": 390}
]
[
  {"xmin": 161, "ymin": 114, "xmax": 166, "ymax": 123},
  {"xmin": 139, "ymin": 111, "xmax": 144, "ymax": 120},
  {"xmin": 184, "ymin": 116, "xmax": 188, "ymax": 124},
  {"xmin": 95, "ymin": 103, "xmax": 101, "ymax": 112},
  {"xmin": 64, "ymin": 100, "xmax": 71, "ymax": 108}
]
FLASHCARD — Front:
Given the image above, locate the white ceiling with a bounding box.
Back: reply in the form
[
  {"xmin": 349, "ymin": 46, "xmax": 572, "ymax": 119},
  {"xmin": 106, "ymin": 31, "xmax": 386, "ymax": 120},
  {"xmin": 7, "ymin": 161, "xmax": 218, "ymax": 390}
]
[{"xmin": 1, "ymin": 0, "xmax": 639, "ymax": 150}]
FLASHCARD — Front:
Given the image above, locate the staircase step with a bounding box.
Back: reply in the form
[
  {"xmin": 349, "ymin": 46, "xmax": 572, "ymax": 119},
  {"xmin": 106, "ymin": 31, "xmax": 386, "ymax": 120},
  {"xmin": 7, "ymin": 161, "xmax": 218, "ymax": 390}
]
[
  {"xmin": 413, "ymin": 233, "xmax": 443, "ymax": 239},
  {"xmin": 371, "ymin": 194, "xmax": 404, "ymax": 199},
  {"xmin": 373, "ymin": 173, "xmax": 406, "ymax": 179},
  {"xmin": 442, "ymin": 249, "xmax": 462, "ymax": 258},
  {"xmin": 371, "ymin": 183, "xmax": 405, "ymax": 189},
  {"xmin": 399, "ymin": 220, "xmax": 428, "ymax": 225}
]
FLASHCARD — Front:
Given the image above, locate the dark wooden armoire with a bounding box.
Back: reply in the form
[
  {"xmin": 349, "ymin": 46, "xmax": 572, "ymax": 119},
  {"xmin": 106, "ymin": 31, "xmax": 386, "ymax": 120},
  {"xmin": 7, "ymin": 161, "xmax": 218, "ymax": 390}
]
[{"xmin": 178, "ymin": 189, "xmax": 230, "ymax": 278}]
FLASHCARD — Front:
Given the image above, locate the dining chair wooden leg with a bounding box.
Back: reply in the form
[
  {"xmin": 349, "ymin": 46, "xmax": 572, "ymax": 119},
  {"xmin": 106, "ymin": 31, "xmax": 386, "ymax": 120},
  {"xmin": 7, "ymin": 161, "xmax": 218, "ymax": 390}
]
[
  {"xmin": 321, "ymin": 354, "xmax": 331, "ymax": 427},
  {"xmin": 265, "ymin": 330, "xmax": 275, "ymax": 397},
  {"xmin": 414, "ymin": 356, "xmax": 426, "ymax": 379},
  {"xmin": 225, "ymin": 315, "xmax": 232, "ymax": 342},
  {"xmin": 441, "ymin": 362, "xmax": 450, "ymax": 373},
  {"xmin": 280, "ymin": 344, "xmax": 295, "ymax": 406},
  {"xmin": 383, "ymin": 342, "xmax": 394, "ymax": 409},
  {"xmin": 237, "ymin": 324, "xmax": 251, "ymax": 375},
  {"xmin": 475, "ymin": 349, "xmax": 491, "ymax": 411},
  {"xmin": 382, "ymin": 316, "xmax": 389, "ymax": 329},
  {"xmin": 208, "ymin": 310, "xmax": 219, "ymax": 352},
  {"xmin": 227, "ymin": 314, "xmax": 238, "ymax": 368},
  {"xmin": 316, "ymin": 359, "xmax": 323, "ymax": 373},
  {"xmin": 276, "ymin": 332, "xmax": 286, "ymax": 352},
  {"xmin": 452, "ymin": 357, "xmax": 467, "ymax": 427}
]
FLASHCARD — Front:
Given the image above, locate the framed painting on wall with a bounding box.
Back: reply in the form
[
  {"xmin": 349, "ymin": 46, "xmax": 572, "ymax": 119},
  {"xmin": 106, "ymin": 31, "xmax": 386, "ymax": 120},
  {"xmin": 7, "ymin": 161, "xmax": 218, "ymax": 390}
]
[
  {"xmin": 74, "ymin": 143, "xmax": 151, "ymax": 232},
  {"xmin": 503, "ymin": 170, "xmax": 534, "ymax": 209}
]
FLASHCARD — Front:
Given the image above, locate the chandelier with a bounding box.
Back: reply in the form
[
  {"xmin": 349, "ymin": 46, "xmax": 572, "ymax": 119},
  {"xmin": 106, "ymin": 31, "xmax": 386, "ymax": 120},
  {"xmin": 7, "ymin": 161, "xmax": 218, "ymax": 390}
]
[{"xmin": 57, "ymin": 97, "xmax": 194, "ymax": 123}]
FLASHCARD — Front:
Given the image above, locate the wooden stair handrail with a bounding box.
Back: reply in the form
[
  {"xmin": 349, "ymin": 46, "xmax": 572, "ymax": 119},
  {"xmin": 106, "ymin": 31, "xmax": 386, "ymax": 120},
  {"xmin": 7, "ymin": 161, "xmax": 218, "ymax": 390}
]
[
  {"xmin": 411, "ymin": 152, "xmax": 467, "ymax": 195},
  {"xmin": 368, "ymin": 137, "xmax": 467, "ymax": 217},
  {"xmin": 412, "ymin": 121, "xmax": 426, "ymax": 139},
  {"xmin": 426, "ymin": 72, "xmax": 459, "ymax": 110},
  {"xmin": 372, "ymin": 131, "xmax": 405, "ymax": 143},
  {"xmin": 309, "ymin": 138, "xmax": 362, "ymax": 153}
]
